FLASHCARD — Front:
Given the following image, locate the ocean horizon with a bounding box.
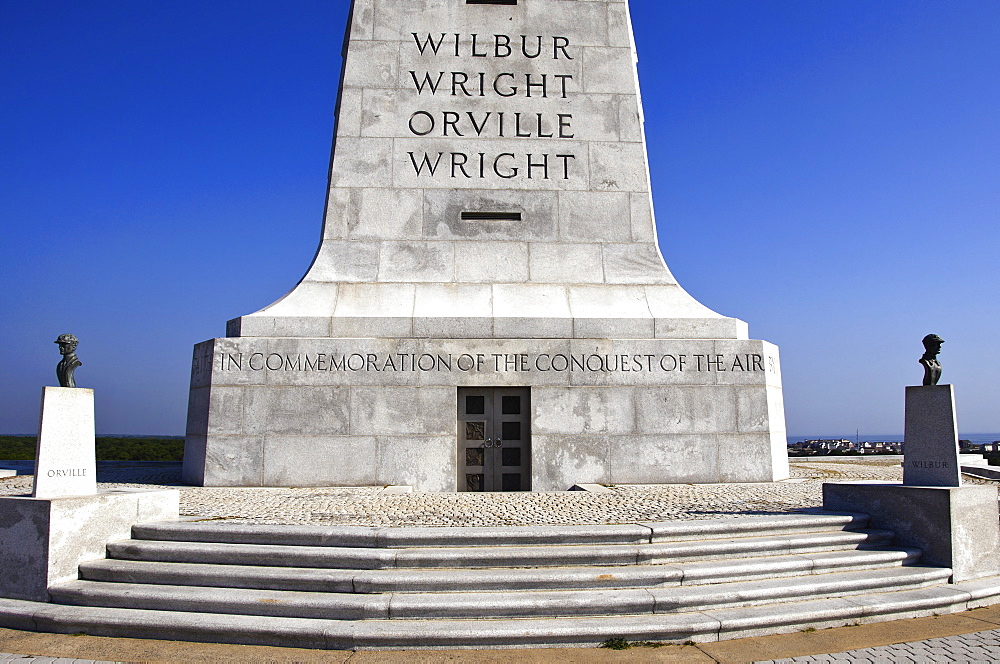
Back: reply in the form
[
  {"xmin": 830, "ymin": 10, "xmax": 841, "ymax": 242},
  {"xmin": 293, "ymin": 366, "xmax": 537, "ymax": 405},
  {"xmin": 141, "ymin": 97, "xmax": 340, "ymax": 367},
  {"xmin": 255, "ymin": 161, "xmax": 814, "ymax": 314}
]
[
  {"xmin": 7, "ymin": 431, "xmax": 1000, "ymax": 446},
  {"xmin": 787, "ymin": 433, "xmax": 1000, "ymax": 445}
]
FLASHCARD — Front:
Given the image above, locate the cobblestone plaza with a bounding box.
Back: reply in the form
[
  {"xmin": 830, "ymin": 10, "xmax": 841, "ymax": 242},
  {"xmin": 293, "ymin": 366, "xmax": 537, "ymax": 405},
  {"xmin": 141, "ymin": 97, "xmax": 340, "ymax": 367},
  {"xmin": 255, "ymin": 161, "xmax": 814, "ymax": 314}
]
[{"xmin": 3, "ymin": 458, "xmax": 993, "ymax": 528}]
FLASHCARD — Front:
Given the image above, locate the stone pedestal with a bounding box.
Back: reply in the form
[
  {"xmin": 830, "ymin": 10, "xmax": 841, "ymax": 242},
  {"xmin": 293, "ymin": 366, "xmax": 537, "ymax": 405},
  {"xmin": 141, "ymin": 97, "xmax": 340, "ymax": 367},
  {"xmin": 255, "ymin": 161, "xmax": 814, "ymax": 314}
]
[
  {"xmin": 823, "ymin": 482, "xmax": 1000, "ymax": 582},
  {"xmin": 0, "ymin": 490, "xmax": 179, "ymax": 601},
  {"xmin": 903, "ymin": 385, "xmax": 960, "ymax": 486},
  {"xmin": 33, "ymin": 386, "xmax": 97, "ymax": 498}
]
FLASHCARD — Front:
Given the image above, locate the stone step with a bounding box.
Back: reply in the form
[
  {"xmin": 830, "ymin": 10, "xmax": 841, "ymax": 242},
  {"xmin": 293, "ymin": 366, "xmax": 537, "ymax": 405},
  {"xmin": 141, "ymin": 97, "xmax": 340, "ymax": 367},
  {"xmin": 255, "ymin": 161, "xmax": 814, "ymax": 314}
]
[
  {"xmin": 5, "ymin": 577, "xmax": 998, "ymax": 649},
  {"xmin": 130, "ymin": 512, "xmax": 869, "ymax": 548},
  {"xmin": 79, "ymin": 547, "xmax": 923, "ymax": 593},
  {"xmin": 49, "ymin": 566, "xmax": 952, "ymax": 620},
  {"xmin": 105, "ymin": 529, "xmax": 896, "ymax": 570}
]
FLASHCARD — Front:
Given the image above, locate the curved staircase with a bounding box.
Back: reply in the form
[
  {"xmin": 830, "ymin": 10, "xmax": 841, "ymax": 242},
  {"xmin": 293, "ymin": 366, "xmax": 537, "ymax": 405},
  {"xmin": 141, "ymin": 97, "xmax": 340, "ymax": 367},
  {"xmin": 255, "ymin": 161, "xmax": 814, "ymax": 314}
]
[{"xmin": 3, "ymin": 510, "xmax": 1000, "ymax": 650}]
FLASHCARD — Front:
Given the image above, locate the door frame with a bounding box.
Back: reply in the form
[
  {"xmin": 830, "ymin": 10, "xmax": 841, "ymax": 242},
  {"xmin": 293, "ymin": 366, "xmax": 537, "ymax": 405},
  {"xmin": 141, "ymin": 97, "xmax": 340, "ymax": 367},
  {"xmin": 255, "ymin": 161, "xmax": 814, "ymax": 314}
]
[{"xmin": 457, "ymin": 387, "xmax": 531, "ymax": 492}]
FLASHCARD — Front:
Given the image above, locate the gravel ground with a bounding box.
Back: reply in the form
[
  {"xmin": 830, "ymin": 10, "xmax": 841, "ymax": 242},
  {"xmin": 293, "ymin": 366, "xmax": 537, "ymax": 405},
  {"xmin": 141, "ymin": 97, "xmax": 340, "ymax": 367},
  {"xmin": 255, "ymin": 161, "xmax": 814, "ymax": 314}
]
[{"xmin": 1, "ymin": 458, "xmax": 995, "ymax": 528}]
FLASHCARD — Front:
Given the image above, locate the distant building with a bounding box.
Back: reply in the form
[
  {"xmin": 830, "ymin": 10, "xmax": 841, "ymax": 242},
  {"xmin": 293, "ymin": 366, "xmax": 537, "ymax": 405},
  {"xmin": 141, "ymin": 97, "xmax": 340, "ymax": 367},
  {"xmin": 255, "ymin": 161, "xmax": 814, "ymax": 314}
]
[
  {"xmin": 967, "ymin": 442, "xmax": 1000, "ymax": 453},
  {"xmin": 788, "ymin": 439, "xmax": 903, "ymax": 456}
]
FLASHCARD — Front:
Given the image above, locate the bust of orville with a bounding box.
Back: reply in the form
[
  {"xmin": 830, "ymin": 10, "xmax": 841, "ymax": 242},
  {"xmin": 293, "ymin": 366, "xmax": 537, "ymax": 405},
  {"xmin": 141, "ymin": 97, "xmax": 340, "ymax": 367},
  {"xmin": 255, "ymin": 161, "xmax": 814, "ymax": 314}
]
[{"xmin": 55, "ymin": 333, "xmax": 82, "ymax": 388}]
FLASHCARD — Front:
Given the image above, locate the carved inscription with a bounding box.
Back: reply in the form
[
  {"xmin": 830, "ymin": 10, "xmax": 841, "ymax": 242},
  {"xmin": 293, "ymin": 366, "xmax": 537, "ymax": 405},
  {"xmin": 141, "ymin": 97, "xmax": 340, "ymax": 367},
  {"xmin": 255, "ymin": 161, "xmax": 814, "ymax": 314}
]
[
  {"xmin": 405, "ymin": 32, "xmax": 578, "ymax": 182},
  {"xmin": 909, "ymin": 460, "xmax": 950, "ymax": 469},
  {"xmin": 46, "ymin": 468, "xmax": 87, "ymax": 477},
  {"xmin": 217, "ymin": 352, "xmax": 766, "ymax": 374}
]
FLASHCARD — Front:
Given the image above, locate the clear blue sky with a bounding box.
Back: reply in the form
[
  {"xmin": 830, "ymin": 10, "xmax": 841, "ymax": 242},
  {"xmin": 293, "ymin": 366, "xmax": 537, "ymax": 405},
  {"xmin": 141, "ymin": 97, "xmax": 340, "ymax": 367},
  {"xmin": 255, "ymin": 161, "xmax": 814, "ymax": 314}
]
[{"xmin": 2, "ymin": 0, "xmax": 997, "ymax": 437}]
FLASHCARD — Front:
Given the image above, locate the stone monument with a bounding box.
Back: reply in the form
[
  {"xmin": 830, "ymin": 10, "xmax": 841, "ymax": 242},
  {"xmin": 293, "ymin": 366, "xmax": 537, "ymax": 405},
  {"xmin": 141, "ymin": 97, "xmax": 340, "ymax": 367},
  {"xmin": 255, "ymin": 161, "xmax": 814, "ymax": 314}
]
[
  {"xmin": 33, "ymin": 334, "xmax": 97, "ymax": 498},
  {"xmin": 825, "ymin": 335, "xmax": 999, "ymax": 582},
  {"xmin": 0, "ymin": 335, "xmax": 180, "ymax": 601},
  {"xmin": 183, "ymin": 0, "xmax": 788, "ymax": 491},
  {"xmin": 904, "ymin": 334, "xmax": 960, "ymax": 487}
]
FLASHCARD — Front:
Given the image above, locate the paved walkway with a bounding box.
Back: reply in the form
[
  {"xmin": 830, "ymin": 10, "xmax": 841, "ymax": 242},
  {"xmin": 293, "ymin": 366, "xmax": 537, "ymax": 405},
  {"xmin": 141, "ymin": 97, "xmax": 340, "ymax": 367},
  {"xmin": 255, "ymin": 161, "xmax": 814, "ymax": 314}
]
[
  {"xmin": 0, "ymin": 657, "xmax": 114, "ymax": 663},
  {"xmin": 764, "ymin": 628, "xmax": 1000, "ymax": 662}
]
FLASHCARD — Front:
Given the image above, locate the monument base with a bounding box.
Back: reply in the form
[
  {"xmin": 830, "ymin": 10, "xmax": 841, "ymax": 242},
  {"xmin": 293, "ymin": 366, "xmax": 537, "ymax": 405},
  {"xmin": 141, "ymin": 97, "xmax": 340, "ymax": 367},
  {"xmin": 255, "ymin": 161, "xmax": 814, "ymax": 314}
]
[
  {"xmin": 33, "ymin": 386, "xmax": 97, "ymax": 498},
  {"xmin": 823, "ymin": 482, "xmax": 1000, "ymax": 582},
  {"xmin": 0, "ymin": 489, "xmax": 179, "ymax": 601},
  {"xmin": 184, "ymin": 336, "xmax": 788, "ymax": 490}
]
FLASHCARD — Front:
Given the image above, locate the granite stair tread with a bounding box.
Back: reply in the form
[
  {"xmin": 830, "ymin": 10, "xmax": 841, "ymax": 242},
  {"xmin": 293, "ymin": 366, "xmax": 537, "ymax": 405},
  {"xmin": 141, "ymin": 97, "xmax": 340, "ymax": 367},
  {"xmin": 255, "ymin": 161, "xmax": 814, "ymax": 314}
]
[
  {"xmin": 3, "ymin": 513, "xmax": 996, "ymax": 649},
  {"xmin": 4, "ymin": 577, "xmax": 1000, "ymax": 649},
  {"xmin": 79, "ymin": 546, "xmax": 923, "ymax": 593},
  {"xmin": 50, "ymin": 566, "xmax": 953, "ymax": 620},
  {"xmin": 130, "ymin": 512, "xmax": 870, "ymax": 548},
  {"xmin": 105, "ymin": 528, "xmax": 896, "ymax": 569}
]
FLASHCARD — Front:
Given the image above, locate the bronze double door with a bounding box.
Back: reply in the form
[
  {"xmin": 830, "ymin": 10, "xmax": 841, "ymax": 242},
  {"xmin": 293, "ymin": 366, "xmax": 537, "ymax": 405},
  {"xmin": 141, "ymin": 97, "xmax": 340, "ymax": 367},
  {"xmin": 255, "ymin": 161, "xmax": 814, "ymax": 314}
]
[{"xmin": 458, "ymin": 387, "xmax": 531, "ymax": 492}]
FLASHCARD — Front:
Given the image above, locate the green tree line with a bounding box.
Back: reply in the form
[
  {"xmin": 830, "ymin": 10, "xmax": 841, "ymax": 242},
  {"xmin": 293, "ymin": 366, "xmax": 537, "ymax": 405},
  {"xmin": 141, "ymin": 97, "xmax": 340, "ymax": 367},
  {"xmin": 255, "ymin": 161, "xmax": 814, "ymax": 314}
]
[{"xmin": 0, "ymin": 436, "xmax": 184, "ymax": 461}]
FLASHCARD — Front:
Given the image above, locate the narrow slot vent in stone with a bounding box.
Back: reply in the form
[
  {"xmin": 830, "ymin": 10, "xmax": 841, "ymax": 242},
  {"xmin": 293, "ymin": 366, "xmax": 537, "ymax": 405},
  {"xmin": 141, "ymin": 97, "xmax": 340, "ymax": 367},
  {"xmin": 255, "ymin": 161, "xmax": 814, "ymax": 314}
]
[
  {"xmin": 460, "ymin": 211, "xmax": 522, "ymax": 221},
  {"xmin": 467, "ymin": 0, "xmax": 517, "ymax": 5}
]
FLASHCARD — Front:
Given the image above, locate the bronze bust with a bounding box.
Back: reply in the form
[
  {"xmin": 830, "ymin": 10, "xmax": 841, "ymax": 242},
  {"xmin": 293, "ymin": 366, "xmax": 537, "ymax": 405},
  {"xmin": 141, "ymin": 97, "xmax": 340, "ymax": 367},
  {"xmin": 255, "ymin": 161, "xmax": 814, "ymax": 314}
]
[
  {"xmin": 919, "ymin": 334, "xmax": 943, "ymax": 386},
  {"xmin": 55, "ymin": 333, "xmax": 82, "ymax": 388}
]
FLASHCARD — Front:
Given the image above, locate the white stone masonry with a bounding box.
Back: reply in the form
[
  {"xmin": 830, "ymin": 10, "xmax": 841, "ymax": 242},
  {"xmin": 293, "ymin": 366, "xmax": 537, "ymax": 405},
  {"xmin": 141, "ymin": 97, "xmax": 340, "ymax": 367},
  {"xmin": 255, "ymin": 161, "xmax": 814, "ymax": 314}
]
[
  {"xmin": 226, "ymin": 0, "xmax": 745, "ymax": 341},
  {"xmin": 33, "ymin": 387, "xmax": 96, "ymax": 499},
  {"xmin": 185, "ymin": 0, "xmax": 787, "ymax": 490}
]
